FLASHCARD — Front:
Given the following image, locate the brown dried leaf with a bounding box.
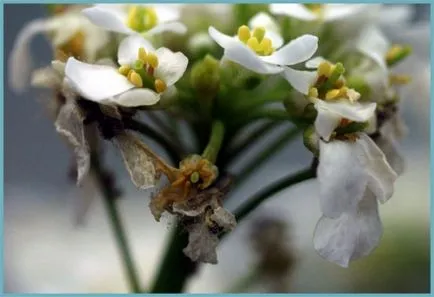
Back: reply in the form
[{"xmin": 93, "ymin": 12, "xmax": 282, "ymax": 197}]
[
  {"xmin": 55, "ymin": 100, "xmax": 90, "ymax": 186},
  {"xmin": 183, "ymin": 220, "xmax": 219, "ymax": 264}
]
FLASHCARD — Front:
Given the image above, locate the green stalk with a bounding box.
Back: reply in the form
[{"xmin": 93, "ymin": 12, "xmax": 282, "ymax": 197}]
[
  {"xmin": 235, "ymin": 109, "xmax": 292, "ymax": 127},
  {"xmin": 234, "ymin": 167, "xmax": 316, "ymax": 222},
  {"xmin": 91, "ymin": 156, "xmax": 142, "ymax": 293},
  {"xmin": 235, "ymin": 127, "xmax": 301, "ymax": 188},
  {"xmin": 202, "ymin": 120, "xmax": 225, "ymax": 163}
]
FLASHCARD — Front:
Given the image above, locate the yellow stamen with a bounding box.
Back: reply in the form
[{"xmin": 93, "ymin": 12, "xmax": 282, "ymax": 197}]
[
  {"xmin": 147, "ymin": 53, "xmax": 159, "ymax": 68},
  {"xmin": 317, "ymin": 62, "xmax": 332, "ymax": 78},
  {"xmin": 118, "ymin": 65, "xmax": 131, "ymax": 76},
  {"xmin": 128, "ymin": 70, "xmax": 143, "ymax": 87},
  {"xmin": 389, "ymin": 74, "xmax": 411, "ymax": 85},
  {"xmin": 259, "ymin": 37, "xmax": 273, "ymax": 55},
  {"xmin": 154, "ymin": 79, "xmax": 167, "ymax": 93},
  {"xmin": 325, "ymin": 89, "xmax": 341, "ymax": 100},
  {"xmin": 308, "ymin": 87, "xmax": 318, "ymax": 98},
  {"xmin": 252, "ymin": 26, "xmax": 266, "ymax": 42},
  {"xmin": 138, "ymin": 47, "xmax": 147, "ymax": 62},
  {"xmin": 247, "ymin": 37, "xmax": 260, "ymax": 51},
  {"xmin": 237, "ymin": 25, "xmax": 251, "ymax": 43}
]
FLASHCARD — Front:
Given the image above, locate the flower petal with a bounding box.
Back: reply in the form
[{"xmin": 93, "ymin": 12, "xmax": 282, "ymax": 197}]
[
  {"xmin": 324, "ymin": 4, "xmax": 370, "ymax": 22},
  {"xmin": 265, "ymin": 30, "xmax": 284, "ymax": 50},
  {"xmin": 281, "ymin": 67, "xmax": 317, "ymax": 94},
  {"xmin": 65, "ymin": 57, "xmax": 134, "ymax": 101},
  {"xmin": 146, "ymin": 21, "xmax": 187, "ymax": 35},
  {"xmin": 208, "ymin": 26, "xmax": 237, "ymax": 49},
  {"xmin": 154, "ymin": 5, "xmax": 181, "ymax": 23},
  {"xmin": 115, "ymin": 88, "xmax": 160, "ymax": 107},
  {"xmin": 375, "ymin": 134, "xmax": 405, "ymax": 176},
  {"xmin": 154, "ymin": 48, "xmax": 188, "ymax": 86},
  {"xmin": 314, "ymin": 108, "xmax": 342, "ymax": 141},
  {"xmin": 82, "ymin": 6, "xmax": 135, "ymax": 34},
  {"xmin": 314, "ymin": 99, "xmax": 377, "ymax": 123},
  {"xmin": 356, "ymin": 26, "xmax": 389, "ymax": 74},
  {"xmin": 117, "ymin": 35, "xmax": 155, "ymax": 65},
  {"xmin": 261, "ymin": 34, "xmax": 318, "ymax": 66},
  {"xmin": 305, "ymin": 56, "xmax": 326, "ymax": 69},
  {"xmin": 313, "ymin": 190, "xmax": 382, "ymax": 267},
  {"xmin": 270, "ymin": 4, "xmax": 317, "ymax": 21},
  {"xmin": 318, "ymin": 139, "xmax": 368, "ymax": 218},
  {"xmin": 248, "ymin": 12, "xmax": 281, "ymax": 34},
  {"xmin": 358, "ymin": 134, "xmax": 398, "ymax": 204}
]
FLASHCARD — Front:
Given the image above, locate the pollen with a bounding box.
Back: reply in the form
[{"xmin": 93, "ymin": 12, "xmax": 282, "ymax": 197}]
[
  {"xmin": 154, "ymin": 79, "xmax": 167, "ymax": 93},
  {"xmin": 237, "ymin": 25, "xmax": 251, "ymax": 43}
]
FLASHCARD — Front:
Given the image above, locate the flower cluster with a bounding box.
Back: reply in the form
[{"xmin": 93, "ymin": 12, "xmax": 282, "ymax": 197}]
[{"xmin": 9, "ymin": 3, "xmax": 413, "ymax": 270}]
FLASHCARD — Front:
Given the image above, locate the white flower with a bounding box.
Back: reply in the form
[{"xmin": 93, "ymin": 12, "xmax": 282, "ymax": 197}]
[
  {"xmin": 8, "ymin": 8, "xmax": 110, "ymax": 93},
  {"xmin": 208, "ymin": 12, "xmax": 318, "ymax": 86},
  {"xmin": 82, "ymin": 4, "xmax": 187, "ymax": 36},
  {"xmin": 270, "ymin": 4, "xmax": 370, "ymax": 22},
  {"xmin": 313, "ymin": 133, "xmax": 398, "ymax": 267},
  {"xmin": 313, "ymin": 189, "xmax": 383, "ymax": 267},
  {"xmin": 64, "ymin": 35, "xmax": 188, "ymax": 107},
  {"xmin": 317, "ymin": 133, "xmax": 398, "ymax": 218}
]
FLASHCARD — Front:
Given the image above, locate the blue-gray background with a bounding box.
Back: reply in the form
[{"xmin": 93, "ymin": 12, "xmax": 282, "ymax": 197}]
[{"xmin": 4, "ymin": 4, "xmax": 431, "ymax": 293}]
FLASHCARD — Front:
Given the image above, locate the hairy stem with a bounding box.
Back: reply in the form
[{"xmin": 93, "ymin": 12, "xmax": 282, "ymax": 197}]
[{"xmin": 91, "ymin": 156, "xmax": 142, "ymax": 293}]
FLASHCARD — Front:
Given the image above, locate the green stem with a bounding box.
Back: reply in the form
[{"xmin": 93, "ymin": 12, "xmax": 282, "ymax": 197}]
[
  {"xmin": 235, "ymin": 109, "xmax": 292, "ymax": 127},
  {"xmin": 202, "ymin": 120, "xmax": 225, "ymax": 163},
  {"xmin": 92, "ymin": 156, "xmax": 142, "ymax": 293},
  {"xmin": 234, "ymin": 167, "xmax": 316, "ymax": 222},
  {"xmin": 149, "ymin": 222, "xmax": 197, "ymax": 293},
  {"xmin": 123, "ymin": 118, "xmax": 181, "ymax": 164},
  {"xmin": 235, "ymin": 127, "xmax": 301, "ymax": 188}
]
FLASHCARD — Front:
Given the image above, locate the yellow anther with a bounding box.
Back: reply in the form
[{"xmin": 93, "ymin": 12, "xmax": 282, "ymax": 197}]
[
  {"xmin": 318, "ymin": 62, "xmax": 332, "ymax": 78},
  {"xmin": 334, "ymin": 78, "xmax": 345, "ymax": 89},
  {"xmin": 138, "ymin": 47, "xmax": 147, "ymax": 62},
  {"xmin": 147, "ymin": 53, "xmax": 159, "ymax": 68},
  {"xmin": 252, "ymin": 26, "xmax": 266, "ymax": 42},
  {"xmin": 389, "ymin": 74, "xmax": 411, "ymax": 85},
  {"xmin": 128, "ymin": 70, "xmax": 143, "ymax": 87},
  {"xmin": 237, "ymin": 25, "xmax": 251, "ymax": 43},
  {"xmin": 325, "ymin": 89, "xmax": 341, "ymax": 100},
  {"xmin": 308, "ymin": 87, "xmax": 319, "ymax": 98},
  {"xmin": 154, "ymin": 79, "xmax": 167, "ymax": 93},
  {"xmin": 338, "ymin": 86, "xmax": 348, "ymax": 97},
  {"xmin": 247, "ymin": 37, "xmax": 260, "ymax": 51},
  {"xmin": 118, "ymin": 65, "xmax": 131, "ymax": 76},
  {"xmin": 259, "ymin": 38, "xmax": 273, "ymax": 55},
  {"xmin": 385, "ymin": 45, "xmax": 404, "ymax": 62}
]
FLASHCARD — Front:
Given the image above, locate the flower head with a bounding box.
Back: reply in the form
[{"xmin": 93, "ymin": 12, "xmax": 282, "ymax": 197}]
[
  {"xmin": 208, "ymin": 12, "xmax": 318, "ymax": 77},
  {"xmin": 65, "ymin": 35, "xmax": 188, "ymax": 107},
  {"xmin": 82, "ymin": 4, "xmax": 187, "ymax": 36}
]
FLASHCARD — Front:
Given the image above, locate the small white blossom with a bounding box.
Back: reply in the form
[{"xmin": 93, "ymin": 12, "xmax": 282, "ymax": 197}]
[
  {"xmin": 65, "ymin": 35, "xmax": 188, "ymax": 107},
  {"xmin": 208, "ymin": 12, "xmax": 318, "ymax": 86},
  {"xmin": 82, "ymin": 4, "xmax": 187, "ymax": 36},
  {"xmin": 8, "ymin": 7, "xmax": 109, "ymax": 93}
]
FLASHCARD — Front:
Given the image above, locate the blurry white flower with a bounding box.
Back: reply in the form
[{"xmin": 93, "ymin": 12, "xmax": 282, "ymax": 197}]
[
  {"xmin": 82, "ymin": 4, "xmax": 187, "ymax": 36},
  {"xmin": 65, "ymin": 35, "xmax": 188, "ymax": 107},
  {"xmin": 313, "ymin": 133, "xmax": 398, "ymax": 267},
  {"xmin": 209, "ymin": 12, "xmax": 318, "ymax": 90},
  {"xmin": 8, "ymin": 8, "xmax": 110, "ymax": 93},
  {"xmin": 270, "ymin": 4, "xmax": 369, "ymax": 22}
]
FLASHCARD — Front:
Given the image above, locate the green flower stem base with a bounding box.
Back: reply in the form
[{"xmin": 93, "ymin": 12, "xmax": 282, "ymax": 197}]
[{"xmin": 202, "ymin": 120, "xmax": 225, "ymax": 163}]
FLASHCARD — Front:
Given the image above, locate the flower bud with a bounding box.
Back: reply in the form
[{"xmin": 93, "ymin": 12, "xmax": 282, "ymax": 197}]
[{"xmin": 191, "ymin": 55, "xmax": 220, "ymax": 96}]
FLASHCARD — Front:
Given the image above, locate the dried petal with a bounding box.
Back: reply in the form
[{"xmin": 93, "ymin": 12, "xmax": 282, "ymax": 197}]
[
  {"xmin": 55, "ymin": 100, "xmax": 90, "ymax": 185},
  {"xmin": 183, "ymin": 220, "xmax": 219, "ymax": 264},
  {"xmin": 209, "ymin": 206, "xmax": 236, "ymax": 231}
]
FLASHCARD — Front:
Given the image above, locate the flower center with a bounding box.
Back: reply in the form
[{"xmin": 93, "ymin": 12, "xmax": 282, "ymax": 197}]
[
  {"xmin": 309, "ymin": 61, "xmax": 360, "ymax": 102},
  {"xmin": 126, "ymin": 5, "xmax": 158, "ymax": 32},
  {"xmin": 237, "ymin": 25, "xmax": 274, "ymax": 56},
  {"xmin": 55, "ymin": 30, "xmax": 85, "ymax": 62},
  {"xmin": 118, "ymin": 47, "xmax": 167, "ymax": 93},
  {"xmin": 304, "ymin": 4, "xmax": 324, "ymax": 16}
]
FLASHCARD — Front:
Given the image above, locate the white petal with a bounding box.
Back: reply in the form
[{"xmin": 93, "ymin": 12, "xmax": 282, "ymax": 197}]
[
  {"xmin": 314, "ymin": 99, "xmax": 377, "ymax": 123},
  {"xmin": 281, "ymin": 67, "xmax": 317, "ymax": 94},
  {"xmin": 305, "ymin": 56, "xmax": 326, "ymax": 69},
  {"xmin": 356, "ymin": 26, "xmax": 390, "ymax": 74},
  {"xmin": 324, "ymin": 4, "xmax": 370, "ymax": 22},
  {"xmin": 154, "ymin": 5, "xmax": 181, "ymax": 23},
  {"xmin": 314, "ymin": 108, "xmax": 342, "ymax": 141},
  {"xmin": 8, "ymin": 18, "xmax": 51, "ymax": 92},
  {"xmin": 154, "ymin": 48, "xmax": 188, "ymax": 86},
  {"xmin": 261, "ymin": 34, "xmax": 318, "ymax": 66},
  {"xmin": 115, "ymin": 88, "xmax": 160, "ymax": 107},
  {"xmin": 65, "ymin": 57, "xmax": 134, "ymax": 101},
  {"xmin": 49, "ymin": 14, "xmax": 83, "ymax": 46},
  {"xmin": 81, "ymin": 19, "xmax": 110, "ymax": 62},
  {"xmin": 146, "ymin": 22, "xmax": 187, "ymax": 35},
  {"xmin": 379, "ymin": 5, "xmax": 414, "ymax": 27},
  {"xmin": 270, "ymin": 4, "xmax": 317, "ymax": 21},
  {"xmin": 208, "ymin": 26, "xmax": 237, "ymax": 50},
  {"xmin": 314, "ymin": 190, "xmax": 382, "ymax": 267},
  {"xmin": 380, "ymin": 114, "xmax": 408, "ymax": 140},
  {"xmin": 358, "ymin": 134, "xmax": 398, "ymax": 204},
  {"xmin": 248, "ymin": 12, "xmax": 281, "ymax": 35},
  {"xmin": 82, "ymin": 6, "xmax": 135, "ymax": 34},
  {"xmin": 318, "ymin": 139, "xmax": 368, "ymax": 218},
  {"xmin": 265, "ymin": 30, "xmax": 284, "ymax": 50},
  {"xmin": 117, "ymin": 35, "xmax": 155, "ymax": 65},
  {"xmin": 375, "ymin": 134, "xmax": 405, "ymax": 176}
]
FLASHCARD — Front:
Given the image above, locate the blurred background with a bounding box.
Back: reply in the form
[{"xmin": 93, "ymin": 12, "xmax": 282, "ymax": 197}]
[{"xmin": 4, "ymin": 4, "xmax": 431, "ymax": 293}]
